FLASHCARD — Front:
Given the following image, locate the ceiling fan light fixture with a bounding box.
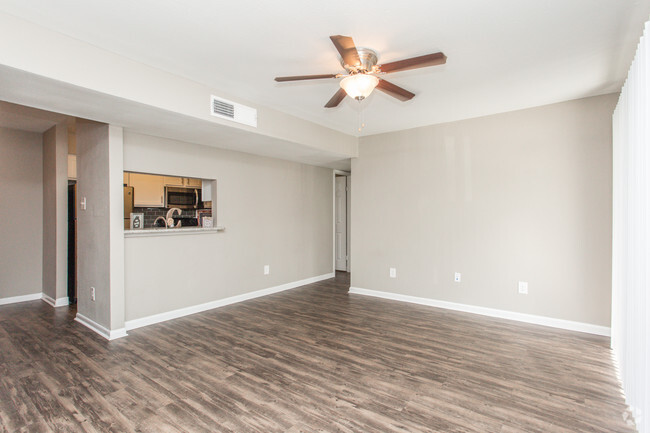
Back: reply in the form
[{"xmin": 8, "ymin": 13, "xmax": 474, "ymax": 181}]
[
  {"xmin": 339, "ymin": 74, "xmax": 379, "ymax": 101},
  {"xmin": 275, "ymin": 35, "xmax": 445, "ymax": 108}
]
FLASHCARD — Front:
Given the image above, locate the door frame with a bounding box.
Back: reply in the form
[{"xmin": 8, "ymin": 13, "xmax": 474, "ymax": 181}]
[{"xmin": 333, "ymin": 170, "xmax": 350, "ymax": 273}]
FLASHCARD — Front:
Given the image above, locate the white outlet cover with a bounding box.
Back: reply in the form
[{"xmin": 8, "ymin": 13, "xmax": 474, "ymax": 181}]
[
  {"xmin": 389, "ymin": 267, "xmax": 397, "ymax": 278},
  {"xmin": 454, "ymin": 272, "xmax": 461, "ymax": 282},
  {"xmin": 518, "ymin": 281, "xmax": 528, "ymax": 294},
  {"xmin": 264, "ymin": 265, "xmax": 270, "ymax": 275}
]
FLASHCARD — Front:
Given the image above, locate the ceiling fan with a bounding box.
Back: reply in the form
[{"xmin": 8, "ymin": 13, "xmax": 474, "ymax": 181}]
[{"xmin": 274, "ymin": 35, "xmax": 447, "ymax": 108}]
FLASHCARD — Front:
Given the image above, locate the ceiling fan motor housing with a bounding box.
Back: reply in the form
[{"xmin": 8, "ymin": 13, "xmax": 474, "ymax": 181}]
[{"xmin": 341, "ymin": 48, "xmax": 379, "ymax": 74}]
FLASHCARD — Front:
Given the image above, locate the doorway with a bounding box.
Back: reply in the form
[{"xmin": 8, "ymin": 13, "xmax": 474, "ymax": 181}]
[
  {"xmin": 335, "ymin": 173, "xmax": 349, "ymax": 272},
  {"xmin": 67, "ymin": 181, "xmax": 77, "ymax": 304}
]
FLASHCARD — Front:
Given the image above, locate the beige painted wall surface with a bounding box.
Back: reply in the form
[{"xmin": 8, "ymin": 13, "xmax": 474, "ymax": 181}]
[
  {"xmin": 0, "ymin": 127, "xmax": 43, "ymax": 298},
  {"xmin": 42, "ymin": 127, "xmax": 56, "ymax": 300},
  {"xmin": 42, "ymin": 123, "xmax": 68, "ymax": 302},
  {"xmin": 76, "ymin": 121, "xmax": 112, "ymax": 327},
  {"xmin": 123, "ymin": 132, "xmax": 333, "ymax": 322},
  {"xmin": 75, "ymin": 122, "xmax": 125, "ymax": 332},
  {"xmin": 352, "ymin": 94, "xmax": 617, "ymax": 327}
]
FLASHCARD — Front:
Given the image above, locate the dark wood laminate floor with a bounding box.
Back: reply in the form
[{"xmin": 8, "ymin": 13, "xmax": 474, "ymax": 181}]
[{"xmin": 0, "ymin": 272, "xmax": 634, "ymax": 432}]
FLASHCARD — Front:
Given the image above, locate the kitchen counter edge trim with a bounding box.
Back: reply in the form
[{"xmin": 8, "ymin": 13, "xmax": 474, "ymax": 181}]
[{"xmin": 124, "ymin": 227, "xmax": 225, "ymax": 237}]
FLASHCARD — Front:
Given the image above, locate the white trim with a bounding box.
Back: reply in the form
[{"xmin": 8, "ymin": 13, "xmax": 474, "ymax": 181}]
[
  {"xmin": 74, "ymin": 313, "xmax": 128, "ymax": 340},
  {"xmin": 41, "ymin": 294, "xmax": 55, "ymax": 307},
  {"xmin": 42, "ymin": 294, "xmax": 69, "ymax": 307},
  {"xmin": 0, "ymin": 292, "xmax": 42, "ymax": 306},
  {"xmin": 125, "ymin": 272, "xmax": 335, "ymax": 331},
  {"xmin": 124, "ymin": 226, "xmax": 224, "ymax": 237},
  {"xmin": 349, "ymin": 287, "xmax": 611, "ymax": 337}
]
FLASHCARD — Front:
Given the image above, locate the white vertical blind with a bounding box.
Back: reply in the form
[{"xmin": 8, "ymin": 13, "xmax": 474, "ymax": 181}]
[{"xmin": 612, "ymin": 19, "xmax": 650, "ymax": 433}]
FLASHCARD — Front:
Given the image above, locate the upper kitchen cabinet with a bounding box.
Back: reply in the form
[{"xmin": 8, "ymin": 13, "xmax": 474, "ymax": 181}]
[
  {"xmin": 164, "ymin": 176, "xmax": 202, "ymax": 187},
  {"xmin": 68, "ymin": 154, "xmax": 77, "ymax": 180},
  {"xmin": 186, "ymin": 177, "xmax": 202, "ymax": 187},
  {"xmin": 163, "ymin": 176, "xmax": 184, "ymax": 186},
  {"xmin": 130, "ymin": 173, "xmax": 164, "ymax": 207}
]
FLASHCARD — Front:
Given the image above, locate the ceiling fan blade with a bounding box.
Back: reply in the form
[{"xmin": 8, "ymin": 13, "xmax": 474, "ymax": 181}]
[
  {"xmin": 376, "ymin": 79, "xmax": 415, "ymax": 101},
  {"xmin": 330, "ymin": 35, "xmax": 361, "ymax": 67},
  {"xmin": 378, "ymin": 52, "xmax": 447, "ymax": 74},
  {"xmin": 275, "ymin": 74, "xmax": 338, "ymax": 82},
  {"xmin": 325, "ymin": 88, "xmax": 347, "ymax": 108}
]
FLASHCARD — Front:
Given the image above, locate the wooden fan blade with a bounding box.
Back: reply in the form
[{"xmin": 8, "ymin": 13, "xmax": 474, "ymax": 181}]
[
  {"xmin": 378, "ymin": 52, "xmax": 447, "ymax": 74},
  {"xmin": 275, "ymin": 74, "xmax": 338, "ymax": 82},
  {"xmin": 330, "ymin": 35, "xmax": 361, "ymax": 67},
  {"xmin": 325, "ymin": 88, "xmax": 347, "ymax": 108},
  {"xmin": 376, "ymin": 79, "xmax": 415, "ymax": 101}
]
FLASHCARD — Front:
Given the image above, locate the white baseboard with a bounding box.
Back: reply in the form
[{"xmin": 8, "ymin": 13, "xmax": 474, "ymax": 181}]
[
  {"xmin": 74, "ymin": 313, "xmax": 128, "ymax": 340},
  {"xmin": 125, "ymin": 272, "xmax": 335, "ymax": 331},
  {"xmin": 349, "ymin": 287, "xmax": 611, "ymax": 337},
  {"xmin": 42, "ymin": 294, "xmax": 69, "ymax": 308},
  {"xmin": 0, "ymin": 292, "xmax": 42, "ymax": 306}
]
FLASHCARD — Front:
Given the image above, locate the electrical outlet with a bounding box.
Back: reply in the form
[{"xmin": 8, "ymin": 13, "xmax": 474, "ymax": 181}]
[
  {"xmin": 263, "ymin": 265, "xmax": 270, "ymax": 275},
  {"xmin": 454, "ymin": 272, "xmax": 461, "ymax": 283},
  {"xmin": 80, "ymin": 197, "xmax": 87, "ymax": 211},
  {"xmin": 90, "ymin": 287, "xmax": 96, "ymax": 301},
  {"xmin": 518, "ymin": 281, "xmax": 528, "ymax": 294},
  {"xmin": 389, "ymin": 267, "xmax": 397, "ymax": 278}
]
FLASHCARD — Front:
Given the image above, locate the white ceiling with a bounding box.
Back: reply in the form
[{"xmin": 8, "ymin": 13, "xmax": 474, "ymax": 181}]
[{"xmin": 0, "ymin": 0, "xmax": 648, "ymax": 137}]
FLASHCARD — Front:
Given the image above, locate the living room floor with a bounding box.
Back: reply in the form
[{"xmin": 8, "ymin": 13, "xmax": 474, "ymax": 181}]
[{"xmin": 0, "ymin": 272, "xmax": 635, "ymax": 432}]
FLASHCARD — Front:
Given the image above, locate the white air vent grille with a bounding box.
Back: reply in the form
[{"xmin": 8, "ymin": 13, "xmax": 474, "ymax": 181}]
[
  {"xmin": 212, "ymin": 99, "xmax": 234, "ymax": 118},
  {"xmin": 210, "ymin": 95, "xmax": 257, "ymax": 128}
]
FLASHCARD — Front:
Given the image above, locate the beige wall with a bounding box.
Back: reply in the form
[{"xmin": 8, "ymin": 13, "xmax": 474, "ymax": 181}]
[
  {"xmin": 123, "ymin": 132, "xmax": 333, "ymax": 322},
  {"xmin": 76, "ymin": 121, "xmax": 125, "ymax": 330},
  {"xmin": 0, "ymin": 127, "xmax": 43, "ymax": 299},
  {"xmin": 42, "ymin": 123, "xmax": 68, "ymax": 302},
  {"xmin": 351, "ymin": 94, "xmax": 617, "ymax": 327}
]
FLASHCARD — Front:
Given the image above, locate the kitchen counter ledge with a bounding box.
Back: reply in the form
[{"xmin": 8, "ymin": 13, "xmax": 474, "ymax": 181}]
[{"xmin": 124, "ymin": 226, "xmax": 225, "ymax": 238}]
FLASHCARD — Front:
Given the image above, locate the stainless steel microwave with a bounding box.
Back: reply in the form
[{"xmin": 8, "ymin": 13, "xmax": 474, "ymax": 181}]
[{"xmin": 164, "ymin": 186, "xmax": 201, "ymax": 209}]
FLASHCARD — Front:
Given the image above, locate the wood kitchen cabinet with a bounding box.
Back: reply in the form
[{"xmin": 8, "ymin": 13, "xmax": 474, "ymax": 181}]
[
  {"xmin": 164, "ymin": 176, "xmax": 202, "ymax": 188},
  {"xmin": 68, "ymin": 154, "xmax": 77, "ymax": 180},
  {"xmin": 130, "ymin": 173, "xmax": 165, "ymax": 207},
  {"xmin": 163, "ymin": 176, "xmax": 184, "ymax": 186},
  {"xmin": 186, "ymin": 177, "xmax": 202, "ymax": 187}
]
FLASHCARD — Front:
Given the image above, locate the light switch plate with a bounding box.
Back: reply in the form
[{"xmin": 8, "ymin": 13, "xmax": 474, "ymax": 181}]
[{"xmin": 454, "ymin": 272, "xmax": 461, "ymax": 282}]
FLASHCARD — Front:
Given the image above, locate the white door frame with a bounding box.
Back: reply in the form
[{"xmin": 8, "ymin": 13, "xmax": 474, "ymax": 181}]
[{"xmin": 333, "ymin": 170, "xmax": 350, "ymax": 273}]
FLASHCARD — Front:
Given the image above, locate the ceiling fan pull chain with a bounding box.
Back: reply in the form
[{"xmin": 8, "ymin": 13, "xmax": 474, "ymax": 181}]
[{"xmin": 357, "ymin": 102, "xmax": 366, "ymax": 132}]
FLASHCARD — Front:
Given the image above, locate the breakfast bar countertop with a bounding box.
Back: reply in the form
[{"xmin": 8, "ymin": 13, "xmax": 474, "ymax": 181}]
[{"xmin": 124, "ymin": 226, "xmax": 225, "ymax": 238}]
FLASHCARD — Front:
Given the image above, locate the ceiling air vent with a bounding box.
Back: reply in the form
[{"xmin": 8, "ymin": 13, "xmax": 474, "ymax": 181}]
[
  {"xmin": 210, "ymin": 95, "xmax": 257, "ymax": 128},
  {"xmin": 212, "ymin": 98, "xmax": 234, "ymax": 118}
]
